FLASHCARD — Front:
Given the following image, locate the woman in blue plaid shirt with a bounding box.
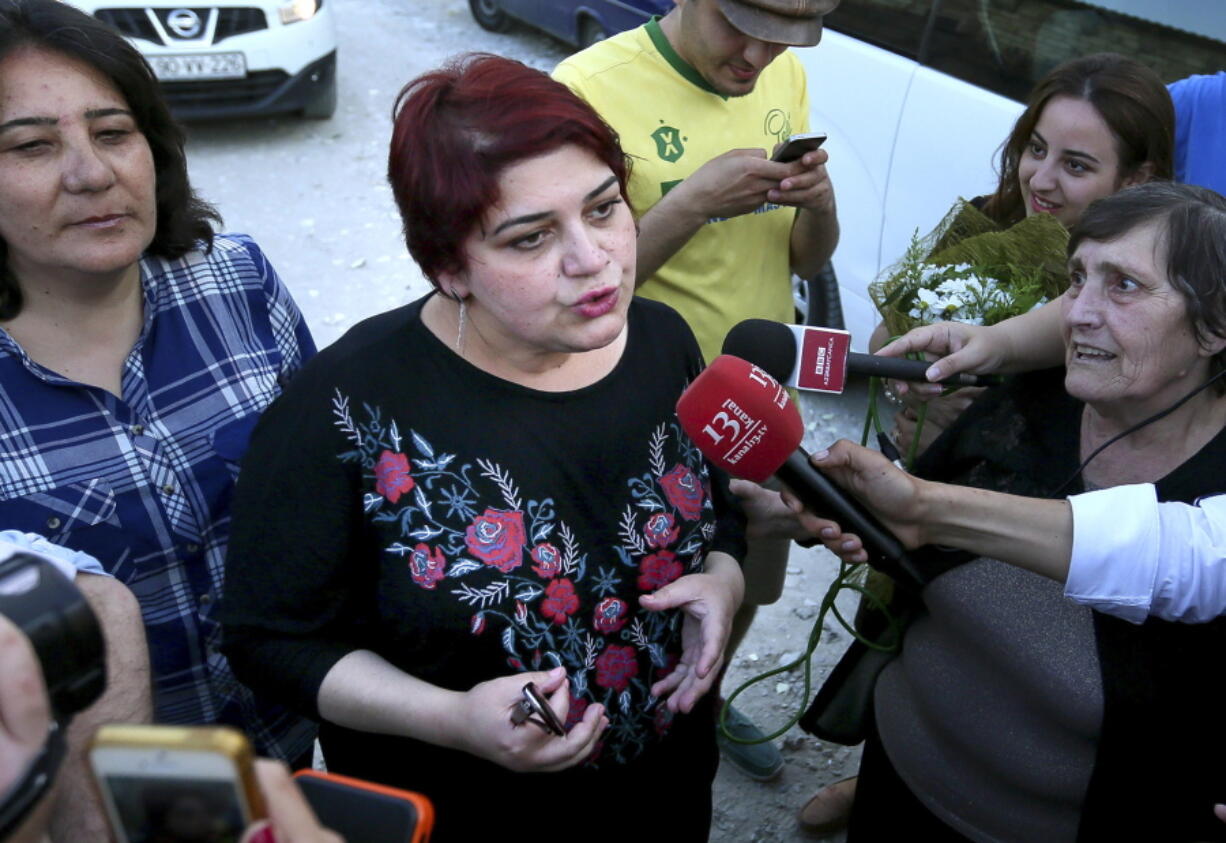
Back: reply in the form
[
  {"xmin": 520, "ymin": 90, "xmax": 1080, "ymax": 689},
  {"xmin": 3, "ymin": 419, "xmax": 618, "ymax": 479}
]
[{"xmin": 0, "ymin": 0, "xmax": 317, "ymax": 766}]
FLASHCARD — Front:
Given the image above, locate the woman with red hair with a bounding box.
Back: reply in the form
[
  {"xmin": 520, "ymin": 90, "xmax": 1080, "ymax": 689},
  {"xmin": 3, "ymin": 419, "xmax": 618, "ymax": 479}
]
[{"xmin": 221, "ymin": 54, "xmax": 746, "ymax": 841}]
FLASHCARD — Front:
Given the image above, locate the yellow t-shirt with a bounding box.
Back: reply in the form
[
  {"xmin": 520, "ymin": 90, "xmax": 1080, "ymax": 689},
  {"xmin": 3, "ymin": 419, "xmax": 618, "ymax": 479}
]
[{"xmin": 555, "ymin": 18, "xmax": 809, "ymax": 364}]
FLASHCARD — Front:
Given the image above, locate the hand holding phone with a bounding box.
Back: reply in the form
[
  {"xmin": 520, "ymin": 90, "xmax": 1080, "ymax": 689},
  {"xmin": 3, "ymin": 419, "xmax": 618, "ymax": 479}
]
[
  {"xmin": 455, "ymin": 666, "xmax": 606, "ymax": 773},
  {"xmin": 769, "ymin": 132, "xmax": 835, "ymax": 212},
  {"xmin": 509, "ymin": 681, "xmax": 566, "ymax": 736},
  {"xmin": 90, "ymin": 725, "xmax": 263, "ymax": 843},
  {"xmin": 771, "ymin": 132, "xmax": 827, "ymax": 163}
]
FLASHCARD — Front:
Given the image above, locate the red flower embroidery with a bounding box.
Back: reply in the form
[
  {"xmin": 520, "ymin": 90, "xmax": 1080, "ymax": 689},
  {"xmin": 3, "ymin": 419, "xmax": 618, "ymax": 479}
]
[
  {"xmin": 637, "ymin": 550, "xmax": 682, "ymax": 592},
  {"xmin": 592, "ymin": 597, "xmax": 628, "ymax": 634},
  {"xmin": 658, "ymin": 463, "xmax": 705, "ymax": 521},
  {"xmin": 643, "ymin": 512, "xmax": 679, "ymax": 549},
  {"xmin": 464, "ymin": 508, "xmax": 527, "ymax": 573},
  {"xmin": 541, "ymin": 578, "xmax": 580, "ymax": 625},
  {"xmin": 595, "ymin": 644, "xmax": 639, "ymax": 692},
  {"xmin": 530, "ymin": 542, "xmax": 562, "ymax": 578},
  {"xmin": 470, "ymin": 613, "xmax": 486, "ymax": 635},
  {"xmin": 374, "ymin": 450, "xmax": 415, "ymax": 503},
  {"xmin": 407, "ymin": 543, "xmax": 446, "ymax": 590}
]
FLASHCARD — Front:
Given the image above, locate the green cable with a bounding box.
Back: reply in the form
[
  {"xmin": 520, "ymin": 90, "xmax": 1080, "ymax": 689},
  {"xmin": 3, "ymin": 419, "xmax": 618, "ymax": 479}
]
[{"xmin": 717, "ymin": 558, "xmax": 902, "ymax": 744}]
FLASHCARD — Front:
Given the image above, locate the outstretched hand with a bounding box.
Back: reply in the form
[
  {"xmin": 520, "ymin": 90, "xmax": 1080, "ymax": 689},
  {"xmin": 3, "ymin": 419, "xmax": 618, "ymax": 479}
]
[
  {"xmin": 777, "ymin": 440, "xmax": 929, "ymax": 563},
  {"xmin": 640, "ymin": 553, "xmax": 743, "ymax": 713},
  {"xmin": 877, "ymin": 321, "xmax": 1008, "ymax": 399}
]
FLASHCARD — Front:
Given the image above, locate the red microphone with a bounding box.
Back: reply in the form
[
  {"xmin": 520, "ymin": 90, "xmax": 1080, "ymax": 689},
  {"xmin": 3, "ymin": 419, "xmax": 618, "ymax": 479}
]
[
  {"xmin": 678, "ymin": 355, "xmax": 921, "ymax": 583},
  {"xmin": 675, "ymin": 355, "xmax": 802, "ymax": 483}
]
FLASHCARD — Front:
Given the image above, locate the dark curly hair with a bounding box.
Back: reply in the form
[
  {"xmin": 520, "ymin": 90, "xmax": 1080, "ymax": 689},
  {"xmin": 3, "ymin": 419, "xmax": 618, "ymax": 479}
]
[{"xmin": 0, "ymin": 0, "xmax": 220, "ymax": 319}]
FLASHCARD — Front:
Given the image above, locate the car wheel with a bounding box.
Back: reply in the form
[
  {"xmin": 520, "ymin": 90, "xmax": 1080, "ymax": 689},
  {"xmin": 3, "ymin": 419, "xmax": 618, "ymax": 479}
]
[
  {"xmin": 469, "ymin": 0, "xmax": 512, "ymax": 33},
  {"xmin": 793, "ymin": 260, "xmax": 845, "ymax": 328},
  {"xmin": 302, "ymin": 76, "xmax": 337, "ymax": 119},
  {"xmin": 579, "ymin": 17, "xmax": 607, "ymax": 48}
]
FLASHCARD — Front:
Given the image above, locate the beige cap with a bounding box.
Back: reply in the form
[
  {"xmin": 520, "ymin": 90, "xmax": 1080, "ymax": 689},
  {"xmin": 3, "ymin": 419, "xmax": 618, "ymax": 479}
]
[{"xmin": 715, "ymin": 0, "xmax": 840, "ymax": 47}]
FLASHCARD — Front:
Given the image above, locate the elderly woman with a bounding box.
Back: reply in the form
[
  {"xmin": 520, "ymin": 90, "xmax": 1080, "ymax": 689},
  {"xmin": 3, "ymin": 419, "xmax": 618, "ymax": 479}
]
[
  {"xmin": 220, "ymin": 54, "xmax": 745, "ymax": 842},
  {"xmin": 0, "ymin": 0, "xmax": 316, "ymax": 766},
  {"xmin": 815, "ymin": 182, "xmax": 1226, "ymax": 841}
]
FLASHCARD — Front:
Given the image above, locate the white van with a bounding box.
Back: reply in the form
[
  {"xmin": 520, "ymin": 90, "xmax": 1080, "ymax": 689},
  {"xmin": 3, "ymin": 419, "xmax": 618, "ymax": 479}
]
[
  {"xmin": 67, "ymin": 0, "xmax": 339, "ymax": 120},
  {"xmin": 795, "ymin": 0, "xmax": 1226, "ymax": 350}
]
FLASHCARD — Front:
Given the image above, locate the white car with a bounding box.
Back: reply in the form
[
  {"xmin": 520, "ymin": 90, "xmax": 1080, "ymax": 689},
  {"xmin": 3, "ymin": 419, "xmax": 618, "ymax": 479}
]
[
  {"xmin": 67, "ymin": 0, "xmax": 338, "ymax": 119},
  {"xmin": 794, "ymin": 0, "xmax": 1226, "ymax": 350}
]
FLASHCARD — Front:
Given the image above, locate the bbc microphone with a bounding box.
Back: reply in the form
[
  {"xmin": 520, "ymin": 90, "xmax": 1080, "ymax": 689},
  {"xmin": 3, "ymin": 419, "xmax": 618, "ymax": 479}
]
[
  {"xmin": 676, "ymin": 355, "xmax": 924, "ymax": 585},
  {"xmin": 721, "ymin": 319, "xmax": 999, "ymax": 393}
]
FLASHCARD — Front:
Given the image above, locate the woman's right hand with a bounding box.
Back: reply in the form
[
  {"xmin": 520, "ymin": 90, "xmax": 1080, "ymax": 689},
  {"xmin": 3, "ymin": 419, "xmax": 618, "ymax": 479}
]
[
  {"xmin": 778, "ymin": 440, "xmax": 931, "ymax": 563},
  {"xmin": 453, "ymin": 666, "xmax": 607, "ymax": 773},
  {"xmin": 877, "ymin": 321, "xmax": 1003, "ymax": 399}
]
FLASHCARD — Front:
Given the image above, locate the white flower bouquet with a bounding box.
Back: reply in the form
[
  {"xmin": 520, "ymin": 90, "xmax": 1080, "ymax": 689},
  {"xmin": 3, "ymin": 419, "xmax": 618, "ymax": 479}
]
[
  {"xmin": 871, "ymin": 198, "xmax": 1069, "ymax": 339},
  {"xmin": 863, "ymin": 200, "xmax": 1070, "ymax": 466}
]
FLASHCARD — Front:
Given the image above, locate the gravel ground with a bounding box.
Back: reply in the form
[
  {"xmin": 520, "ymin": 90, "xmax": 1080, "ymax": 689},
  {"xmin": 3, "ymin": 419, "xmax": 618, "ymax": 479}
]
[{"xmin": 182, "ymin": 2, "xmax": 870, "ymax": 837}]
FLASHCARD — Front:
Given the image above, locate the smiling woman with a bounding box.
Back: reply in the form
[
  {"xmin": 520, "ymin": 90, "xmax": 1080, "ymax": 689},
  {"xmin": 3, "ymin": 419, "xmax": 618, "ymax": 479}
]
[
  {"xmin": 220, "ymin": 53, "xmax": 748, "ymax": 842},
  {"xmin": 880, "ymin": 52, "xmax": 1175, "ymax": 456}
]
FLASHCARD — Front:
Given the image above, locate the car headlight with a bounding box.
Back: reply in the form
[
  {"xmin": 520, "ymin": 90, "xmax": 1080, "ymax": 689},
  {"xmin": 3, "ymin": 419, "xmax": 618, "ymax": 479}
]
[{"xmin": 279, "ymin": 0, "xmax": 321, "ymax": 24}]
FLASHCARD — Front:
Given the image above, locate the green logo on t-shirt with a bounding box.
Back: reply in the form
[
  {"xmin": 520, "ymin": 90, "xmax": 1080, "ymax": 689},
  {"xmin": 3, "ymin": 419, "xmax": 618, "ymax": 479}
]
[
  {"xmin": 764, "ymin": 108, "xmax": 792, "ymax": 145},
  {"xmin": 652, "ymin": 125, "xmax": 685, "ymax": 162}
]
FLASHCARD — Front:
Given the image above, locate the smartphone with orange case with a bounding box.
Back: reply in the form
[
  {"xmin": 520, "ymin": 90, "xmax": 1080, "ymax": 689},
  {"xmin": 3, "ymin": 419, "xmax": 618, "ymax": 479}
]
[{"xmin": 292, "ymin": 769, "xmax": 434, "ymax": 842}]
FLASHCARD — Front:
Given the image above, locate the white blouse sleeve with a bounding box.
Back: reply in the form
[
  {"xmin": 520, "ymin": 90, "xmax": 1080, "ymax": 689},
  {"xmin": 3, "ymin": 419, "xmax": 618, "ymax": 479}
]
[{"xmin": 1067, "ymin": 485, "xmax": 1226, "ymax": 624}]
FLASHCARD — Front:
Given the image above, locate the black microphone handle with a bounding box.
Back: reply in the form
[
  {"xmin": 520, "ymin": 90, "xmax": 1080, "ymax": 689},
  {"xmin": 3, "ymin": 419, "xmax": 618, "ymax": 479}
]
[
  {"xmin": 774, "ymin": 447, "xmax": 926, "ymax": 587},
  {"xmin": 846, "ymin": 352, "xmax": 998, "ymax": 388}
]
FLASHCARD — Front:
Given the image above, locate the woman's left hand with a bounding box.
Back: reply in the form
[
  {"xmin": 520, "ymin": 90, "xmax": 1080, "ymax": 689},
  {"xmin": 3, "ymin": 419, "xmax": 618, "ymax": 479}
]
[{"xmin": 639, "ymin": 552, "xmax": 744, "ymax": 713}]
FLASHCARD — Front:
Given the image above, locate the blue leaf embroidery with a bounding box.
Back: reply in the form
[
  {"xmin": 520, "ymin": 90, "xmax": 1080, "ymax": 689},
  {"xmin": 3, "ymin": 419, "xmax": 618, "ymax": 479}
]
[{"xmin": 412, "ymin": 431, "xmax": 435, "ymax": 458}]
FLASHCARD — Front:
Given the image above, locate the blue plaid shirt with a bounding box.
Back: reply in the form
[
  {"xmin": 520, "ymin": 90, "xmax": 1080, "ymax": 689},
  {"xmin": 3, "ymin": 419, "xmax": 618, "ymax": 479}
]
[{"xmin": 0, "ymin": 234, "xmax": 318, "ymax": 762}]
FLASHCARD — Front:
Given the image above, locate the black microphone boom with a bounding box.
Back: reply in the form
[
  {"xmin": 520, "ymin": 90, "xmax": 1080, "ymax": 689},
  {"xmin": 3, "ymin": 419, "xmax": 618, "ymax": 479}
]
[
  {"xmin": 846, "ymin": 352, "xmax": 996, "ymax": 388},
  {"xmin": 722, "ymin": 318, "xmax": 1000, "ymax": 389}
]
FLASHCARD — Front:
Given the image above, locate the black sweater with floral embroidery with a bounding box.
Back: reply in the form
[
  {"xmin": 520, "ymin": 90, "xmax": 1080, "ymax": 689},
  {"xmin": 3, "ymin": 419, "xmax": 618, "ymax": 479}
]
[{"xmin": 221, "ymin": 294, "xmax": 745, "ymax": 841}]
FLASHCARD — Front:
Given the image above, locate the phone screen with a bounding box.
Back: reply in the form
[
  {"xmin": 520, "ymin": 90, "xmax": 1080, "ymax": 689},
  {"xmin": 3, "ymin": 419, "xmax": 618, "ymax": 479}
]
[{"xmin": 99, "ymin": 774, "xmax": 248, "ymax": 843}]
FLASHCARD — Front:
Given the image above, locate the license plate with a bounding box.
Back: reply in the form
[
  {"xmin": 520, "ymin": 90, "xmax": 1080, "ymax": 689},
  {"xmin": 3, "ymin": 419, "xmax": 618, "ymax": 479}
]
[{"xmin": 148, "ymin": 52, "xmax": 246, "ymax": 81}]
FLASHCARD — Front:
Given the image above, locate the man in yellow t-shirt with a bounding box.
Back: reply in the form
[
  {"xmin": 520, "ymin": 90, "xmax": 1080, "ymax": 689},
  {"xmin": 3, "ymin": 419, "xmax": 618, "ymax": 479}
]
[{"xmin": 555, "ymin": 0, "xmax": 840, "ymax": 786}]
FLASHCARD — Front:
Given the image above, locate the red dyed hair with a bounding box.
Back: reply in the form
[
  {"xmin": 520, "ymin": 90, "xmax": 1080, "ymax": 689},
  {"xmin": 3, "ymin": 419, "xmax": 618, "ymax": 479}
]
[{"xmin": 388, "ymin": 53, "xmax": 630, "ymax": 286}]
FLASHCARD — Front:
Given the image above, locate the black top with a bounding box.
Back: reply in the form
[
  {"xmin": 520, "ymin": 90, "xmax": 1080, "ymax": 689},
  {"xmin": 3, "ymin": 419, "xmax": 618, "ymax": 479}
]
[
  {"xmin": 915, "ymin": 368, "xmax": 1226, "ymax": 842},
  {"xmin": 221, "ymin": 295, "xmax": 745, "ymax": 841}
]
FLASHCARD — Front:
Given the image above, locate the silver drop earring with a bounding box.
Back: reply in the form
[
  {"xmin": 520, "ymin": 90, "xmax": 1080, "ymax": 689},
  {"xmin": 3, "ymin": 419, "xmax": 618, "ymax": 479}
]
[{"xmin": 455, "ymin": 297, "xmax": 466, "ymax": 354}]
